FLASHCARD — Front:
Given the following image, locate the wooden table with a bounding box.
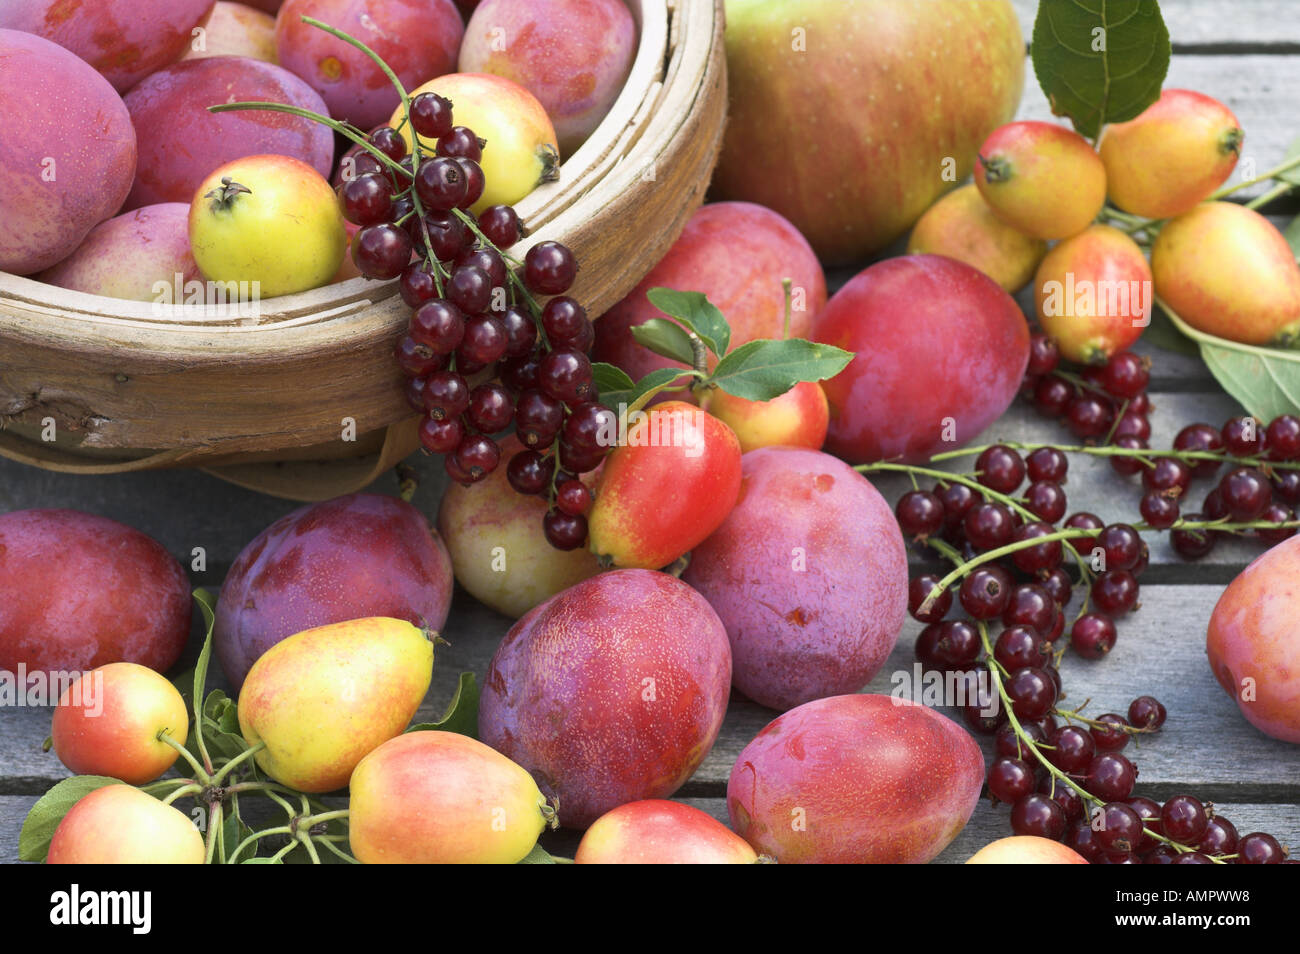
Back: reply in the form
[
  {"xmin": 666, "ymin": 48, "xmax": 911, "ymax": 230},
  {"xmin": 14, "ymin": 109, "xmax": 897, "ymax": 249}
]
[{"xmin": 3, "ymin": 2, "xmax": 1299, "ymax": 862}]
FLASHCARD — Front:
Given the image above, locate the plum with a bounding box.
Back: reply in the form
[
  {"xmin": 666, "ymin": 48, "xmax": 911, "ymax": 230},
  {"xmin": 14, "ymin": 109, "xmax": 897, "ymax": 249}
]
[
  {"xmin": 214, "ymin": 493, "xmax": 453, "ymax": 692},
  {"xmin": 813, "ymin": 254, "xmax": 1030, "ymax": 464},
  {"xmin": 0, "ymin": 0, "xmax": 215, "ymax": 93},
  {"xmin": 593, "ymin": 202, "xmax": 827, "ymax": 397},
  {"xmin": 1207, "ymin": 535, "xmax": 1300, "ymax": 743},
  {"xmin": 0, "ymin": 30, "xmax": 137, "ymax": 275},
  {"xmin": 183, "ymin": 1, "xmax": 278, "ymax": 63},
  {"xmin": 37, "ymin": 203, "xmax": 200, "ymax": 301},
  {"xmin": 122, "ymin": 55, "xmax": 334, "ymax": 209},
  {"xmin": 437, "ymin": 435, "xmax": 602, "ymax": 619},
  {"xmin": 0, "ymin": 510, "xmax": 191, "ymax": 675},
  {"xmin": 479, "ymin": 569, "xmax": 732, "ymax": 828},
  {"xmin": 275, "ymin": 0, "xmax": 464, "ymax": 131},
  {"xmin": 458, "ymin": 0, "xmax": 637, "ymax": 155},
  {"xmin": 727, "ymin": 694, "xmax": 985, "ymax": 863},
  {"xmin": 683, "ymin": 447, "xmax": 908, "ymax": 711}
]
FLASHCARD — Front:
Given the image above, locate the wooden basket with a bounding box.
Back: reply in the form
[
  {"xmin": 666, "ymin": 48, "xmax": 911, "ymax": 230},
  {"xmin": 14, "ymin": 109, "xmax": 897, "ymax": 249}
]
[{"xmin": 0, "ymin": 0, "xmax": 726, "ymax": 501}]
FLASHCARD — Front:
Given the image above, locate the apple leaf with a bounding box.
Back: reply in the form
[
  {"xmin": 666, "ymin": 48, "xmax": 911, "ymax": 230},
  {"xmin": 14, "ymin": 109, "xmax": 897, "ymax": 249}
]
[
  {"xmin": 646, "ymin": 288, "xmax": 730, "ymax": 358},
  {"xmin": 630, "ymin": 318, "xmax": 696, "ymax": 365},
  {"xmin": 1158, "ymin": 299, "xmax": 1300, "ymax": 420},
  {"xmin": 1283, "ymin": 213, "xmax": 1300, "ymax": 259},
  {"xmin": 1140, "ymin": 305, "xmax": 1199, "ymax": 358},
  {"xmin": 1031, "ymin": 0, "xmax": 1170, "ymax": 139},
  {"xmin": 598, "ymin": 366, "xmax": 697, "ymax": 413},
  {"xmin": 1277, "ymin": 135, "xmax": 1300, "ymax": 188},
  {"xmin": 710, "ymin": 339, "xmax": 854, "ymax": 402},
  {"xmin": 591, "ymin": 362, "xmax": 634, "ymax": 397},
  {"xmin": 19, "ymin": 776, "xmax": 122, "ymax": 862},
  {"xmin": 407, "ymin": 671, "xmax": 480, "ymax": 738},
  {"xmin": 518, "ymin": 843, "xmax": 571, "ymax": 864}
]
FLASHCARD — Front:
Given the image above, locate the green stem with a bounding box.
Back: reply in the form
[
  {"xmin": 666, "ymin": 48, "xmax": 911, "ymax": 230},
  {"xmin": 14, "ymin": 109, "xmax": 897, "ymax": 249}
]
[
  {"xmin": 299, "ymin": 808, "xmax": 350, "ymax": 827},
  {"xmin": 1211, "ymin": 153, "xmax": 1300, "ymax": 200},
  {"xmin": 211, "ymin": 740, "xmax": 266, "ymax": 784},
  {"xmin": 298, "ymin": 832, "xmax": 322, "ymax": 865},
  {"xmin": 228, "ymin": 825, "xmax": 291, "ymax": 865},
  {"xmin": 929, "ymin": 439, "xmax": 1300, "ymax": 472},
  {"xmin": 160, "ymin": 782, "xmax": 204, "ymax": 807},
  {"xmin": 205, "ymin": 801, "xmax": 224, "ymax": 865},
  {"xmin": 1245, "ymin": 181, "xmax": 1294, "ymax": 210},
  {"xmin": 157, "ymin": 731, "xmax": 210, "ymax": 783},
  {"xmin": 781, "ymin": 278, "xmax": 793, "ymax": 340},
  {"xmin": 299, "ymin": 16, "xmax": 411, "ymax": 117},
  {"xmin": 317, "ymin": 838, "xmax": 361, "ymax": 865},
  {"xmin": 269, "ymin": 841, "xmax": 298, "ymax": 864}
]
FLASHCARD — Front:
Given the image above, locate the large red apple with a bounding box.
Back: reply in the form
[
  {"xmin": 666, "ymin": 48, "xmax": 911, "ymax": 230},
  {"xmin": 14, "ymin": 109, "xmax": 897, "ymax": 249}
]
[
  {"xmin": 713, "ymin": 0, "xmax": 1025, "ymax": 264},
  {"xmin": 812, "ymin": 255, "xmax": 1029, "ymax": 464},
  {"xmin": 593, "ymin": 202, "xmax": 826, "ymax": 393}
]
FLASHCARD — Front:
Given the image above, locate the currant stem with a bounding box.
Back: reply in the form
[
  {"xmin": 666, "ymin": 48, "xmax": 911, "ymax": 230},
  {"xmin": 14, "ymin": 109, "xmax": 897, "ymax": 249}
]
[
  {"xmin": 1210, "ymin": 152, "xmax": 1300, "ymax": 200},
  {"xmin": 157, "ymin": 731, "xmax": 210, "ymax": 783},
  {"xmin": 930, "ymin": 440, "xmax": 1300, "ymax": 472},
  {"xmin": 210, "ymin": 739, "xmax": 266, "ymax": 784}
]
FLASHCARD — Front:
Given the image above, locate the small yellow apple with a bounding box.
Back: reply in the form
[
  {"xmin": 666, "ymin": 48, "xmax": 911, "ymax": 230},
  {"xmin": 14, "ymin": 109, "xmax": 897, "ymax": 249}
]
[
  {"xmin": 966, "ymin": 835, "xmax": 1089, "ymax": 864},
  {"xmin": 47, "ymin": 785, "xmax": 205, "ymax": 864},
  {"xmin": 703, "ymin": 380, "xmax": 829, "ymax": 454},
  {"xmin": 188, "ymin": 154, "xmax": 346, "ymax": 298},
  {"xmin": 393, "ymin": 73, "xmax": 559, "ymax": 213}
]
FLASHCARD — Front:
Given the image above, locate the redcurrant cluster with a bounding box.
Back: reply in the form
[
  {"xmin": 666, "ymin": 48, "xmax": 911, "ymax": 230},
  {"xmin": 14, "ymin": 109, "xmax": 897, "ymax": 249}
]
[
  {"xmin": 339, "ymin": 92, "xmax": 609, "ymax": 550},
  {"xmin": 1023, "ymin": 334, "xmax": 1151, "ymax": 444}
]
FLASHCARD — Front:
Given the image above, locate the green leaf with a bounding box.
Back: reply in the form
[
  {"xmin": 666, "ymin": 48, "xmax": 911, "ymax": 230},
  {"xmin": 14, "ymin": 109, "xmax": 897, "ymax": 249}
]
[
  {"xmin": 1278, "ymin": 136, "xmax": 1300, "ymax": 188},
  {"xmin": 191, "ymin": 689, "xmax": 251, "ymax": 764},
  {"xmin": 190, "ymin": 588, "xmax": 218, "ymax": 756},
  {"xmin": 1283, "ymin": 212, "xmax": 1300, "ymax": 259},
  {"xmin": 599, "ymin": 366, "xmax": 697, "ymax": 413},
  {"xmin": 517, "ymin": 843, "xmax": 568, "ymax": 864},
  {"xmin": 1031, "ymin": 0, "xmax": 1171, "ymax": 138},
  {"xmin": 630, "ymin": 318, "xmax": 696, "ymax": 365},
  {"xmin": 407, "ymin": 671, "xmax": 480, "ymax": 738},
  {"xmin": 19, "ymin": 776, "xmax": 122, "ymax": 862},
  {"xmin": 591, "ymin": 362, "xmax": 634, "ymax": 397},
  {"xmin": 1160, "ymin": 299, "xmax": 1300, "ymax": 420},
  {"xmin": 646, "ymin": 288, "xmax": 730, "ymax": 357},
  {"xmin": 710, "ymin": 339, "xmax": 854, "ymax": 402}
]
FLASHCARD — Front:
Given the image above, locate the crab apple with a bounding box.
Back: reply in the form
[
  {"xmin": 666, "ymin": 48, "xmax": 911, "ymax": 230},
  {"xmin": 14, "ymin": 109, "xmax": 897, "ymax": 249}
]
[
  {"xmin": 714, "ymin": 0, "xmax": 1024, "ymax": 264},
  {"xmin": 813, "ymin": 255, "xmax": 1029, "ymax": 463},
  {"xmin": 1207, "ymin": 534, "xmax": 1300, "ymax": 742},
  {"xmin": 37, "ymin": 203, "xmax": 200, "ymax": 302},
  {"xmin": 587, "ymin": 402, "xmax": 743, "ymax": 569},
  {"xmin": 0, "ymin": 30, "xmax": 137, "ymax": 276},
  {"xmin": 214, "ymin": 493, "xmax": 453, "ymax": 692},
  {"xmin": 906, "ymin": 184, "xmax": 1047, "ymax": 292},
  {"xmin": 276, "ymin": 0, "xmax": 463, "ymax": 131},
  {"xmin": 727, "ymin": 694, "xmax": 985, "ymax": 863},
  {"xmin": 479, "ymin": 570, "xmax": 732, "ymax": 828},
  {"xmin": 1152, "ymin": 202, "xmax": 1300, "ymax": 346},
  {"xmin": 123, "ymin": 56, "xmax": 334, "ymax": 209},
  {"xmin": 975, "ymin": 121, "xmax": 1107, "ymax": 241},
  {"xmin": 183, "ymin": 1, "xmax": 278, "ymax": 63},
  {"xmin": 702, "ymin": 381, "xmax": 829, "ymax": 453},
  {"xmin": 47, "ymin": 784, "xmax": 205, "ymax": 865},
  {"xmin": 1099, "ymin": 89, "xmax": 1242, "ymax": 219},
  {"xmin": 1034, "ymin": 225, "xmax": 1153, "ymax": 364},
  {"xmin": 576, "ymin": 800, "xmax": 759, "ymax": 864},
  {"xmin": 396, "ymin": 73, "xmax": 558, "ymax": 213},
  {"xmin": 0, "ymin": 510, "xmax": 191, "ymax": 676},
  {"xmin": 683, "ymin": 448, "xmax": 908, "ymax": 711},
  {"xmin": 965, "ymin": 835, "xmax": 1089, "ymax": 864},
  {"xmin": 52, "ymin": 663, "xmax": 190, "ymax": 785},
  {"xmin": 437, "ymin": 435, "xmax": 602, "ymax": 618},
  {"xmin": 0, "ymin": 0, "xmax": 215, "ymax": 93},
  {"xmin": 348, "ymin": 730, "xmax": 550, "ymax": 864},
  {"xmin": 593, "ymin": 202, "xmax": 826, "ymax": 393},
  {"xmin": 458, "ymin": 0, "xmax": 636, "ymax": 155}
]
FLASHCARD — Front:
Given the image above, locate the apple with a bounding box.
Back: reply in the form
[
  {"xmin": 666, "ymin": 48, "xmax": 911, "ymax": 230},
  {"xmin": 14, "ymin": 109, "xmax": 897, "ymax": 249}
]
[
  {"xmin": 47, "ymin": 784, "xmax": 205, "ymax": 864},
  {"xmin": 189, "ymin": 154, "xmax": 347, "ymax": 298},
  {"xmin": 575, "ymin": 800, "xmax": 759, "ymax": 864},
  {"xmin": 0, "ymin": 510, "xmax": 191, "ymax": 676},
  {"xmin": 593, "ymin": 202, "xmax": 826, "ymax": 395},
  {"xmin": 395, "ymin": 73, "xmax": 559, "ymax": 213},
  {"xmin": 237, "ymin": 617, "xmax": 434, "ymax": 792},
  {"xmin": 813, "ymin": 255, "xmax": 1030, "ymax": 464},
  {"xmin": 906, "ymin": 183, "xmax": 1047, "ymax": 293},
  {"xmin": 702, "ymin": 381, "xmax": 829, "ymax": 454},
  {"xmin": 966, "ymin": 835, "xmax": 1089, "ymax": 864},
  {"xmin": 0, "ymin": 30, "xmax": 137, "ymax": 276},
  {"xmin": 458, "ymin": 0, "xmax": 637, "ymax": 155},
  {"xmin": 52, "ymin": 663, "xmax": 190, "ymax": 785},
  {"xmin": 1207, "ymin": 534, "xmax": 1300, "ymax": 743},
  {"xmin": 437, "ymin": 434, "xmax": 602, "ymax": 618},
  {"xmin": 713, "ymin": 0, "xmax": 1025, "ymax": 264},
  {"xmin": 37, "ymin": 204, "xmax": 200, "ymax": 302},
  {"xmin": 275, "ymin": 0, "xmax": 464, "ymax": 131},
  {"xmin": 0, "ymin": 0, "xmax": 215, "ymax": 93},
  {"xmin": 727, "ymin": 694, "xmax": 985, "ymax": 863},
  {"xmin": 184, "ymin": 1, "xmax": 278, "ymax": 63}
]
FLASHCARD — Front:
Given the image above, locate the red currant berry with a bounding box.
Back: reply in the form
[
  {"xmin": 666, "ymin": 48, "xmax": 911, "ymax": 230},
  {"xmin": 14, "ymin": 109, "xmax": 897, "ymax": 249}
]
[
  {"xmin": 1027, "ymin": 334, "xmax": 1060, "ymax": 377},
  {"xmin": 896, "ymin": 490, "xmax": 945, "ymax": 540},
  {"xmin": 958, "ymin": 565, "xmax": 1013, "ymax": 619},
  {"xmin": 1033, "ymin": 376, "xmax": 1072, "ymax": 417},
  {"xmin": 1091, "ymin": 569, "xmax": 1139, "ymax": 615},
  {"xmin": 1005, "ymin": 666, "xmax": 1057, "ymax": 720},
  {"xmin": 1100, "ymin": 351, "xmax": 1149, "ymax": 399},
  {"xmin": 1085, "ymin": 753, "xmax": 1137, "ymax": 801},
  {"xmin": 1065, "ymin": 394, "xmax": 1114, "ymax": 439},
  {"xmin": 988, "ymin": 757, "xmax": 1037, "ymax": 804},
  {"xmin": 414, "ymin": 156, "xmax": 467, "ymax": 211},
  {"xmin": 555, "ymin": 480, "xmax": 592, "ymax": 516},
  {"xmin": 1236, "ymin": 832, "xmax": 1285, "ymax": 864},
  {"xmin": 1258, "ymin": 502, "xmax": 1296, "ymax": 545},
  {"xmin": 1001, "ymin": 583, "xmax": 1056, "ymax": 636},
  {"xmin": 515, "ymin": 389, "xmax": 565, "ymax": 448},
  {"xmin": 393, "ymin": 335, "xmax": 445, "ymax": 378},
  {"xmin": 1218, "ymin": 466, "xmax": 1271, "ymax": 521},
  {"xmin": 1174, "ymin": 422, "xmax": 1226, "ymax": 479},
  {"xmin": 478, "ymin": 204, "xmax": 521, "ymax": 248},
  {"xmin": 1011, "ymin": 520, "xmax": 1064, "ymax": 574},
  {"xmin": 1160, "ymin": 795, "xmax": 1209, "ymax": 845},
  {"xmin": 418, "ymin": 416, "xmax": 462, "ymax": 454},
  {"xmin": 1024, "ymin": 480, "xmax": 1068, "ymax": 523},
  {"xmin": 422, "ymin": 370, "xmax": 470, "ymax": 421},
  {"xmin": 436, "ymin": 125, "xmax": 484, "ymax": 162},
  {"xmin": 1071, "ymin": 612, "xmax": 1117, "ymax": 659},
  {"xmin": 1094, "ymin": 802, "xmax": 1144, "ymax": 855},
  {"xmin": 1128, "ymin": 695, "xmax": 1167, "ymax": 730},
  {"xmin": 339, "ymin": 172, "xmax": 394, "ymax": 226},
  {"xmin": 975, "ymin": 444, "xmax": 1026, "ymax": 494},
  {"xmin": 538, "ymin": 347, "xmax": 594, "ymax": 404},
  {"xmin": 352, "ymin": 223, "xmax": 412, "ymax": 280},
  {"xmin": 1046, "ymin": 724, "xmax": 1096, "ymax": 773},
  {"xmin": 1223, "ymin": 415, "xmax": 1266, "ymax": 457},
  {"xmin": 1090, "ymin": 713, "xmax": 1131, "ymax": 752},
  {"xmin": 1010, "ymin": 793, "xmax": 1067, "ymax": 840},
  {"xmin": 1109, "ymin": 435, "xmax": 1149, "ymax": 476},
  {"xmin": 454, "ymin": 157, "xmax": 485, "ymax": 209},
  {"xmin": 1026, "ymin": 446, "xmax": 1068, "ymax": 484},
  {"xmin": 907, "ymin": 574, "xmax": 951, "ymax": 623},
  {"xmin": 506, "ymin": 449, "xmax": 554, "ymax": 495},
  {"xmin": 466, "ymin": 383, "xmax": 514, "ymax": 434},
  {"xmin": 543, "ymin": 509, "xmax": 587, "ymax": 550},
  {"xmin": 410, "ymin": 92, "xmax": 454, "ymax": 139},
  {"xmin": 458, "ymin": 314, "xmax": 508, "ymax": 365},
  {"xmin": 1139, "ymin": 491, "xmax": 1179, "ymax": 529},
  {"xmin": 1171, "ymin": 513, "xmax": 1216, "ymax": 559},
  {"xmin": 963, "ymin": 501, "xmax": 1015, "ymax": 551},
  {"xmin": 1266, "ymin": 414, "xmax": 1300, "ymax": 460},
  {"xmin": 1040, "ymin": 567, "xmax": 1074, "ymax": 609},
  {"xmin": 524, "ymin": 241, "xmax": 577, "ymax": 295}
]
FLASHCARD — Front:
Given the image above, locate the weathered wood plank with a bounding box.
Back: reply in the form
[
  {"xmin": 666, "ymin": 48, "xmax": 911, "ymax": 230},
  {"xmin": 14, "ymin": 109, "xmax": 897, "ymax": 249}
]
[{"xmin": 1011, "ymin": 0, "xmax": 1300, "ymax": 49}]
